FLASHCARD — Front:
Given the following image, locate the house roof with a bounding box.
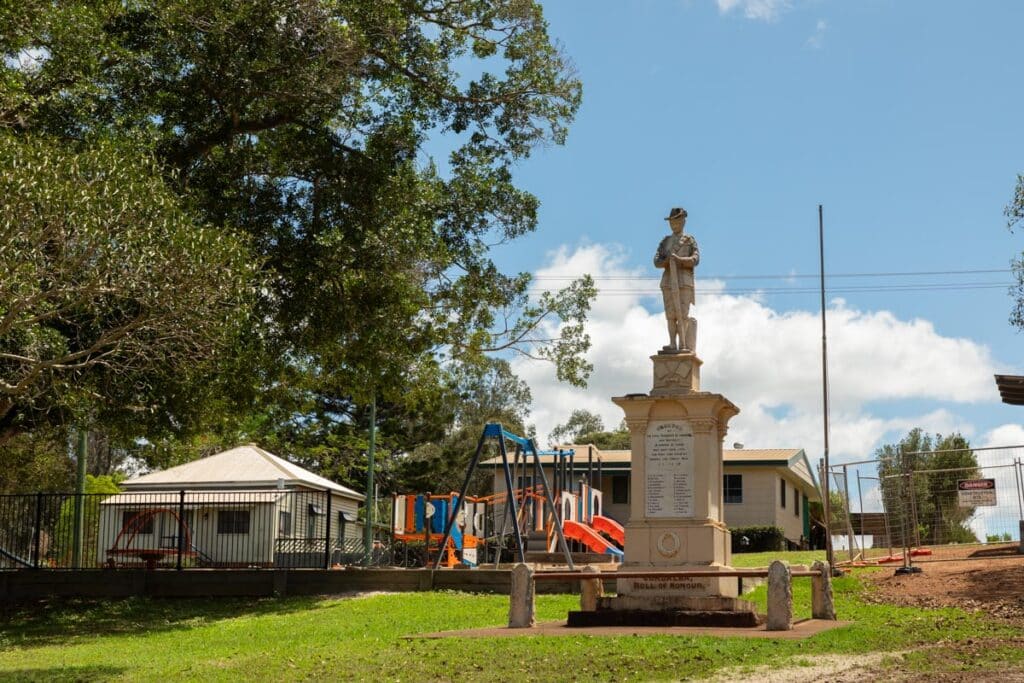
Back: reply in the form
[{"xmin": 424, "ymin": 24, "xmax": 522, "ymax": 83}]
[
  {"xmin": 100, "ymin": 490, "xmax": 287, "ymax": 506},
  {"xmin": 122, "ymin": 444, "xmax": 364, "ymax": 500},
  {"xmin": 480, "ymin": 445, "xmax": 819, "ymax": 497}
]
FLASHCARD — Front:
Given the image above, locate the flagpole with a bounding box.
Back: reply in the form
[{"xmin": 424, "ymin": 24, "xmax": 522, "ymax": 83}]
[{"xmin": 818, "ymin": 204, "xmax": 834, "ymax": 570}]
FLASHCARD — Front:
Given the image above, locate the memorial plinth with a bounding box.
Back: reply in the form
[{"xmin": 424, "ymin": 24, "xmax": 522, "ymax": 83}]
[
  {"xmin": 569, "ymin": 206, "xmax": 759, "ymax": 627},
  {"xmin": 611, "ymin": 380, "xmax": 742, "ymax": 602}
]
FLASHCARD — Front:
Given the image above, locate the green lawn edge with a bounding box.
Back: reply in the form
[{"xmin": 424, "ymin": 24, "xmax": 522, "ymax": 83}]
[{"xmin": 0, "ymin": 570, "xmax": 1017, "ymax": 682}]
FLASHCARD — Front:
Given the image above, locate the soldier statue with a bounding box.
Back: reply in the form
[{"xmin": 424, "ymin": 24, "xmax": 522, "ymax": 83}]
[{"xmin": 653, "ymin": 207, "xmax": 699, "ymax": 353}]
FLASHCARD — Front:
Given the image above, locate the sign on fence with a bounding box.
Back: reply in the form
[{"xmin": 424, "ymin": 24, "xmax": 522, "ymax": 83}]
[{"xmin": 957, "ymin": 479, "xmax": 997, "ymax": 507}]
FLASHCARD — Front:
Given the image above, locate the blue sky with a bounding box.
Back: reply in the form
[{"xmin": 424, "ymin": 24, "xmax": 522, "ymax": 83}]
[{"xmin": 472, "ymin": 0, "xmax": 1024, "ymax": 504}]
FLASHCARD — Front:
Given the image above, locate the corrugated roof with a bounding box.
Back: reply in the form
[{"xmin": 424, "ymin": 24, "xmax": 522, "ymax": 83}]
[
  {"xmin": 101, "ymin": 490, "xmax": 286, "ymax": 506},
  {"xmin": 724, "ymin": 448, "xmax": 803, "ymax": 462},
  {"xmin": 478, "ymin": 445, "xmax": 818, "ymax": 496},
  {"xmin": 481, "ymin": 447, "xmax": 801, "ymax": 466},
  {"xmin": 122, "ymin": 445, "xmax": 364, "ymax": 500}
]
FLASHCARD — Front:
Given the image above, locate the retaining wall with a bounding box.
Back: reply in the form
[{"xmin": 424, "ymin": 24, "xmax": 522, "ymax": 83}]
[{"xmin": 0, "ymin": 569, "xmax": 591, "ymax": 601}]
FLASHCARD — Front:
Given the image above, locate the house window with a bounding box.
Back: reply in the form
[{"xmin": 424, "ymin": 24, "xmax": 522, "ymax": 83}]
[
  {"xmin": 122, "ymin": 510, "xmax": 154, "ymax": 534},
  {"xmin": 217, "ymin": 510, "xmax": 250, "ymax": 534},
  {"xmin": 612, "ymin": 476, "xmax": 629, "ymax": 505},
  {"xmin": 723, "ymin": 474, "xmax": 743, "ymax": 504},
  {"xmin": 794, "ymin": 489, "xmax": 800, "ymax": 517},
  {"xmin": 307, "ymin": 504, "xmax": 323, "ymax": 538},
  {"xmin": 780, "ymin": 478, "xmax": 787, "ymax": 508},
  {"xmin": 278, "ymin": 510, "xmax": 292, "ymax": 536}
]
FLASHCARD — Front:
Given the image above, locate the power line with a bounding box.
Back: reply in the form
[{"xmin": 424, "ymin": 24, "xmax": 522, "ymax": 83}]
[
  {"xmin": 531, "ymin": 267, "xmax": 1011, "ymax": 282},
  {"xmin": 527, "ymin": 281, "xmax": 1010, "ymax": 297}
]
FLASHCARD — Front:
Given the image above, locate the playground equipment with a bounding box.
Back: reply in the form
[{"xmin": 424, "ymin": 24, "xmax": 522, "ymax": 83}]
[
  {"xmin": 391, "ymin": 492, "xmax": 486, "ymax": 567},
  {"xmin": 429, "ymin": 423, "xmax": 625, "ymax": 570}
]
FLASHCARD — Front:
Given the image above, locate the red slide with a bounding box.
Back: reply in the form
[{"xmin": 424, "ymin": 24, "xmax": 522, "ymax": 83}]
[
  {"xmin": 562, "ymin": 520, "xmax": 624, "ymax": 558},
  {"xmin": 591, "ymin": 515, "xmax": 625, "ymax": 546}
]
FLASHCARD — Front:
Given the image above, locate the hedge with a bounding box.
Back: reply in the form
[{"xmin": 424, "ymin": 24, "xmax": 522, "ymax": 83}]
[{"xmin": 729, "ymin": 526, "xmax": 784, "ymax": 553}]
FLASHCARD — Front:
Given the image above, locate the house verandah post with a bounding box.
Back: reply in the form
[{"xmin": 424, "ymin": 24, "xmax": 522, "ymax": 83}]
[
  {"xmin": 176, "ymin": 489, "xmax": 186, "ymax": 571},
  {"xmin": 324, "ymin": 492, "xmax": 333, "ymax": 569}
]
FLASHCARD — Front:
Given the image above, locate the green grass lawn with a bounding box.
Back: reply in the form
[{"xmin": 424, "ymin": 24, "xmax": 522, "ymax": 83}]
[
  {"xmin": 0, "ymin": 564, "xmax": 1020, "ymax": 681},
  {"xmin": 730, "ymin": 549, "xmax": 826, "ymax": 567}
]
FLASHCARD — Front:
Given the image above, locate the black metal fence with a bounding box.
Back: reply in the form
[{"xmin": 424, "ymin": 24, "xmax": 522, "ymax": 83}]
[{"xmin": 0, "ymin": 489, "xmax": 395, "ymax": 570}]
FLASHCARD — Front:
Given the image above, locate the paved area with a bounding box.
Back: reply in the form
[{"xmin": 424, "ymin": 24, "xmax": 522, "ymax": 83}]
[{"xmin": 413, "ymin": 617, "xmax": 850, "ymax": 639}]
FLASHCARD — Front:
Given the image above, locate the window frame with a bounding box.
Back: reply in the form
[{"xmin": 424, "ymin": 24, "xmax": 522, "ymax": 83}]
[
  {"xmin": 780, "ymin": 477, "xmax": 787, "ymax": 508},
  {"xmin": 723, "ymin": 474, "xmax": 743, "ymax": 504},
  {"xmin": 217, "ymin": 509, "xmax": 250, "ymax": 535},
  {"xmin": 122, "ymin": 510, "xmax": 154, "ymax": 535},
  {"xmin": 278, "ymin": 510, "xmax": 292, "ymax": 536},
  {"xmin": 611, "ymin": 475, "xmax": 629, "ymax": 505}
]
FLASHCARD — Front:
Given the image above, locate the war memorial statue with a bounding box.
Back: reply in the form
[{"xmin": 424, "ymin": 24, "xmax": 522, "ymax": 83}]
[
  {"xmin": 568, "ymin": 204, "xmax": 755, "ymax": 627},
  {"xmin": 653, "ymin": 207, "xmax": 698, "ymax": 353}
]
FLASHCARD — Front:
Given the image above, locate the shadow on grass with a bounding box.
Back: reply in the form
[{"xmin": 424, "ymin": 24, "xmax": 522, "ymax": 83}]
[
  {"xmin": 0, "ymin": 665, "xmax": 126, "ymax": 681},
  {"xmin": 0, "ymin": 595, "xmax": 330, "ymax": 647}
]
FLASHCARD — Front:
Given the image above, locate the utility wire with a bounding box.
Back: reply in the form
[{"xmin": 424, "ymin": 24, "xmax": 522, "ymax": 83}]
[
  {"xmin": 531, "ymin": 267, "xmax": 1011, "ymax": 282},
  {"xmin": 527, "ymin": 281, "xmax": 1010, "ymax": 297}
]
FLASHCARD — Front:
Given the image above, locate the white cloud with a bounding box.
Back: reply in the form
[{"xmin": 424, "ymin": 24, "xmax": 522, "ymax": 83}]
[
  {"xmin": 516, "ymin": 243, "xmax": 1000, "ymax": 464},
  {"xmin": 715, "ymin": 0, "xmax": 792, "ymax": 22},
  {"xmin": 966, "ymin": 425, "xmax": 1024, "ymax": 540},
  {"xmin": 805, "ymin": 19, "xmax": 827, "ymax": 49}
]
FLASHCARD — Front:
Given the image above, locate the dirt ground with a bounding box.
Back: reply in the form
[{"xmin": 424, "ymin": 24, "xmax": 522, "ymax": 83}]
[
  {"xmin": 830, "ymin": 544, "xmax": 1024, "ymax": 681},
  {"xmin": 859, "ymin": 544, "xmax": 1024, "ymax": 622},
  {"xmin": 727, "ymin": 544, "xmax": 1024, "ymax": 682}
]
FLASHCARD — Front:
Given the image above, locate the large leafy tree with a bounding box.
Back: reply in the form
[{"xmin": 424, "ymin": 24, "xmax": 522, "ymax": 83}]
[
  {"xmin": 549, "ymin": 409, "xmax": 604, "ymax": 446},
  {"xmin": 1007, "ymin": 174, "xmax": 1024, "ymax": 327},
  {"xmin": 395, "ymin": 359, "xmax": 533, "ymax": 494},
  {"xmin": 876, "ymin": 429, "xmax": 980, "ymax": 546},
  {"xmin": 0, "ymin": 133, "xmax": 257, "ymax": 446},
  {"xmin": 3, "ymin": 0, "xmax": 593, "ymax": 475}
]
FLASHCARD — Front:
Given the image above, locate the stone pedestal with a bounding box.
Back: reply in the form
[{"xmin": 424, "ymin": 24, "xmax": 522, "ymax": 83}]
[
  {"xmin": 576, "ymin": 347, "xmax": 758, "ymax": 625},
  {"xmin": 651, "ymin": 350, "xmax": 701, "ymax": 396}
]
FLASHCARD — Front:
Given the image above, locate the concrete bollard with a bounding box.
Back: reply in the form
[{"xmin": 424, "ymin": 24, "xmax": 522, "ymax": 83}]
[
  {"xmin": 508, "ymin": 563, "xmax": 536, "ymax": 628},
  {"xmin": 811, "ymin": 560, "xmax": 836, "ymax": 620},
  {"xmin": 579, "ymin": 565, "xmax": 603, "ymax": 612},
  {"xmin": 766, "ymin": 560, "xmax": 793, "ymax": 631}
]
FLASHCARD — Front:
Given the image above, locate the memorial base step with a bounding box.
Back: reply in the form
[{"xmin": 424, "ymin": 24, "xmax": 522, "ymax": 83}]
[{"xmin": 567, "ymin": 608, "xmax": 762, "ymax": 628}]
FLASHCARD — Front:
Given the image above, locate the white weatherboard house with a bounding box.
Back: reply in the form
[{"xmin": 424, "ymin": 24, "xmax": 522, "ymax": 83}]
[
  {"xmin": 97, "ymin": 445, "xmax": 364, "ymax": 568},
  {"xmin": 484, "ymin": 446, "xmax": 820, "ymax": 547}
]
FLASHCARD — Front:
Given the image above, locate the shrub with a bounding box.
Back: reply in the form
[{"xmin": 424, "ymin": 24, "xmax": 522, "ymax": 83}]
[{"xmin": 730, "ymin": 526, "xmax": 785, "ymax": 553}]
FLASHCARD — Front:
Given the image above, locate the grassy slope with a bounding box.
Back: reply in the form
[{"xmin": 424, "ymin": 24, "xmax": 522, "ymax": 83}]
[{"xmin": 0, "ymin": 570, "xmax": 1020, "ymax": 681}]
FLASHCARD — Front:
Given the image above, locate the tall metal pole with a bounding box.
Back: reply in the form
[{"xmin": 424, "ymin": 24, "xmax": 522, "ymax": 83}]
[
  {"xmin": 856, "ymin": 470, "xmax": 866, "ymax": 555},
  {"xmin": 818, "ymin": 204, "xmax": 834, "ymax": 570},
  {"xmin": 72, "ymin": 430, "xmax": 87, "ymax": 569},
  {"xmin": 363, "ymin": 393, "xmax": 377, "ymax": 567}
]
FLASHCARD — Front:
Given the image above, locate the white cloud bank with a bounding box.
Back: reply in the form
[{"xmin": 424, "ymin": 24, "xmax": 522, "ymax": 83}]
[
  {"xmin": 715, "ymin": 0, "xmax": 792, "ymax": 22},
  {"xmin": 515, "ymin": 243, "xmax": 1004, "ymax": 463}
]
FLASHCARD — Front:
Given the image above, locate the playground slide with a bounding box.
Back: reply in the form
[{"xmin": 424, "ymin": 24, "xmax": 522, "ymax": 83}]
[
  {"xmin": 562, "ymin": 520, "xmax": 624, "ymax": 559},
  {"xmin": 591, "ymin": 515, "xmax": 624, "ymax": 546}
]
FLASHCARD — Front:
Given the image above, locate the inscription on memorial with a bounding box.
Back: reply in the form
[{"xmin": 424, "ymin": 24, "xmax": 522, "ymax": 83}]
[
  {"xmin": 628, "ymin": 578, "xmax": 708, "ymax": 593},
  {"xmin": 644, "ymin": 420, "xmax": 695, "ymax": 517}
]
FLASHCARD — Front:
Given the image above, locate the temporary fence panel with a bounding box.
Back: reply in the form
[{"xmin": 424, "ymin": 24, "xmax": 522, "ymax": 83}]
[{"xmin": 826, "ymin": 444, "xmax": 1024, "ymax": 564}]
